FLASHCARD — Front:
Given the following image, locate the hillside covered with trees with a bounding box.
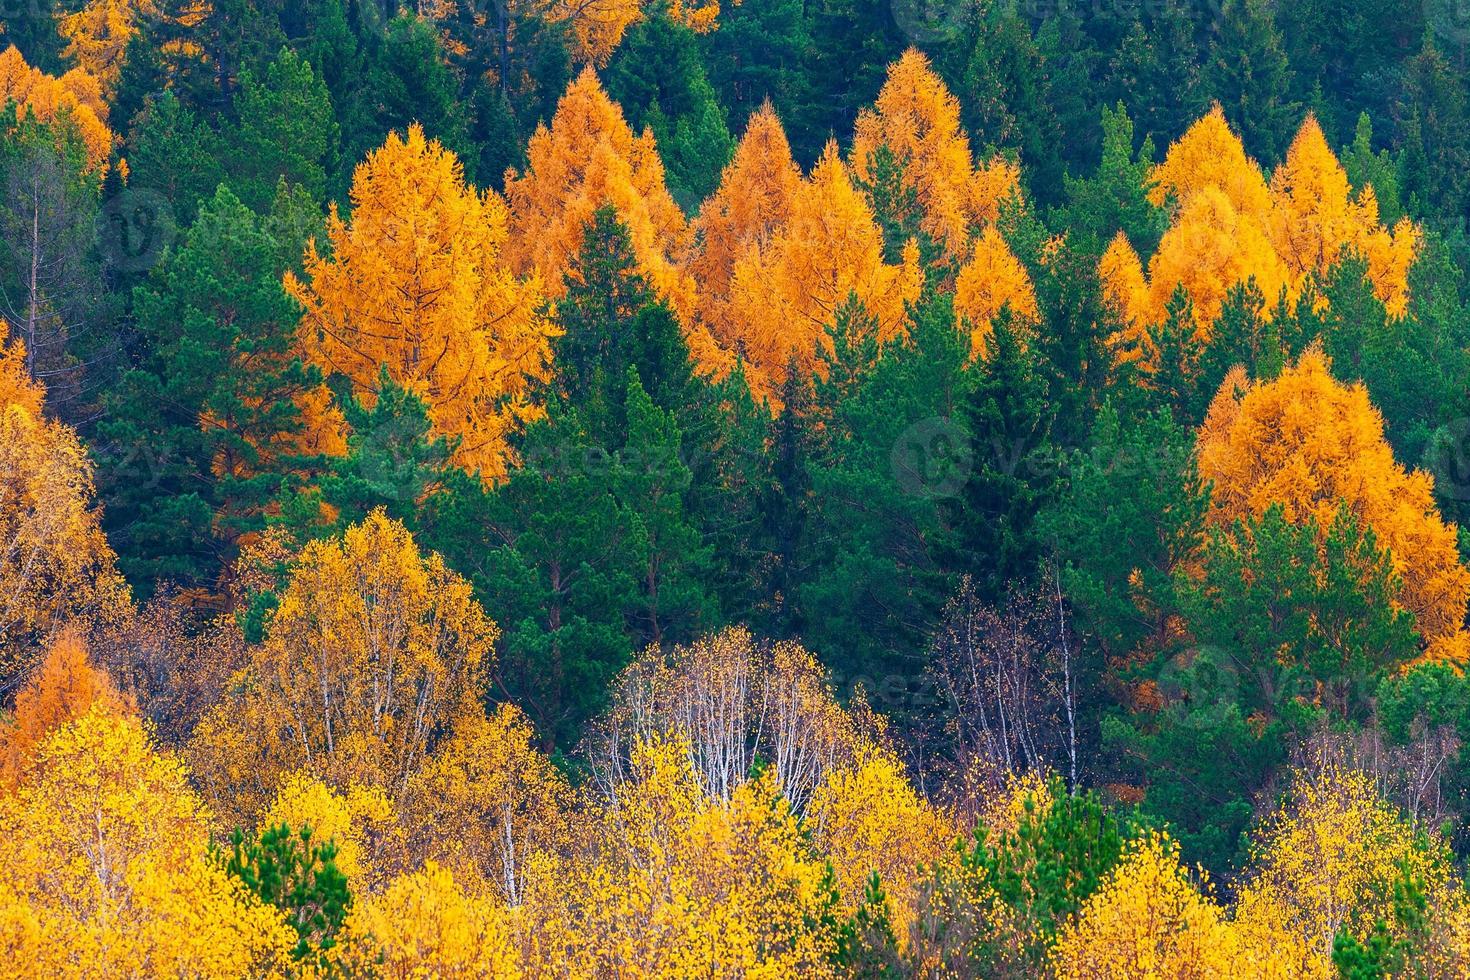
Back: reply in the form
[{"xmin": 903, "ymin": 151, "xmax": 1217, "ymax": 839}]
[{"xmin": 7, "ymin": 0, "xmax": 1470, "ymax": 975}]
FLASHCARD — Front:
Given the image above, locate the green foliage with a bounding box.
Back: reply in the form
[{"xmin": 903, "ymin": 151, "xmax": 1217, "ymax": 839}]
[
  {"xmin": 1331, "ymin": 859, "xmax": 1431, "ymax": 980},
  {"xmin": 938, "ymin": 310, "xmax": 1055, "ymax": 600},
  {"xmin": 956, "ymin": 782, "xmax": 1143, "ymax": 971},
  {"xmin": 215, "ymin": 822, "xmax": 352, "ymax": 965},
  {"xmin": 99, "ymin": 185, "xmax": 321, "ymax": 592},
  {"xmin": 1040, "ymin": 403, "xmax": 1207, "ymax": 663},
  {"xmin": 799, "ymin": 291, "xmax": 966, "ymax": 687},
  {"xmin": 832, "ymin": 872, "xmax": 906, "ymax": 977},
  {"xmin": 228, "ymin": 48, "xmax": 337, "ymax": 211},
  {"xmin": 1056, "ymin": 103, "xmax": 1166, "ymax": 258}
]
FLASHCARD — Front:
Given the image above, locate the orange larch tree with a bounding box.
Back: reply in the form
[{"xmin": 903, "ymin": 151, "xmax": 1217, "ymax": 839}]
[
  {"xmin": 1267, "ymin": 115, "xmax": 1418, "ymax": 317},
  {"xmin": 286, "ymin": 124, "xmax": 556, "ymax": 482},
  {"xmin": 0, "ymin": 46, "xmax": 112, "ymax": 177},
  {"xmin": 502, "ymin": 69, "xmax": 734, "ymax": 376},
  {"xmin": 723, "ymin": 142, "xmax": 923, "ymax": 401},
  {"xmin": 1196, "ymin": 349, "xmax": 1470, "ymax": 660},
  {"xmin": 850, "ymin": 48, "xmax": 1020, "ymax": 263},
  {"xmin": 0, "ymin": 627, "xmax": 131, "ymax": 789},
  {"xmin": 56, "ymin": 0, "xmax": 163, "ymax": 97},
  {"xmin": 505, "ymin": 67, "xmax": 693, "ymax": 313},
  {"xmin": 1119, "ymin": 106, "xmax": 1419, "ymax": 345},
  {"xmin": 687, "ymin": 103, "xmax": 803, "ymax": 358},
  {"xmin": 953, "ymin": 226, "xmax": 1038, "ymax": 357}
]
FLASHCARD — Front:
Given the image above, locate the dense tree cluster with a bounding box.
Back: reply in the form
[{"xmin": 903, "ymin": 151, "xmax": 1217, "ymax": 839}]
[{"xmin": 7, "ymin": 0, "xmax": 1470, "ymax": 975}]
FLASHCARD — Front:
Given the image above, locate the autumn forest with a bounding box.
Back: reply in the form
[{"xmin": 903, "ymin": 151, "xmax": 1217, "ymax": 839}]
[{"xmin": 8, "ymin": 0, "xmax": 1470, "ymax": 976}]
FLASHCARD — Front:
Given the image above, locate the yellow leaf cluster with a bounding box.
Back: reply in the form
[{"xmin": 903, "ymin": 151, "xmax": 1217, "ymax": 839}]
[
  {"xmin": 0, "ymin": 365, "xmax": 129, "ymax": 687},
  {"xmin": 521, "ymin": 735, "xmax": 839, "ymax": 975},
  {"xmin": 807, "ymin": 750, "xmax": 956, "ymax": 944},
  {"xmin": 506, "ymin": 68, "xmax": 693, "ymax": 313},
  {"xmin": 188, "ymin": 510, "xmax": 497, "ymax": 824},
  {"xmin": 400, "ymin": 703, "xmax": 572, "ymax": 904},
  {"xmin": 1233, "ymin": 765, "xmax": 1456, "ymax": 975},
  {"xmin": 287, "ymin": 124, "xmax": 556, "ymax": 482},
  {"xmin": 0, "ymin": 707, "xmax": 292, "ymax": 977},
  {"xmin": 688, "ymin": 103, "xmax": 803, "ymax": 357},
  {"xmin": 258, "ymin": 772, "xmax": 396, "ymax": 890},
  {"xmin": 331, "ymin": 860, "xmax": 521, "ymax": 978},
  {"xmin": 0, "ymin": 46, "xmax": 112, "ymax": 177},
  {"xmin": 1196, "ymin": 349, "xmax": 1470, "ymax": 655},
  {"xmin": 953, "ymin": 226, "xmax": 1039, "ymax": 356},
  {"xmin": 1049, "ymin": 833, "xmax": 1248, "ymax": 979}
]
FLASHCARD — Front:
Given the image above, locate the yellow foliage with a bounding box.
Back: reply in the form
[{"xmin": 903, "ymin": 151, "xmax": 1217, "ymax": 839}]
[
  {"xmin": 724, "ymin": 142, "xmax": 922, "ymax": 402},
  {"xmin": 1049, "ymin": 833, "xmax": 1246, "ymax": 979},
  {"xmin": 1147, "ymin": 183, "xmax": 1291, "ymax": 331},
  {"xmin": 506, "ymin": 69, "xmax": 692, "ymax": 311},
  {"xmin": 1149, "ymin": 104, "xmax": 1273, "ymax": 219},
  {"xmin": 188, "ymin": 511, "xmax": 497, "ymax": 824},
  {"xmin": 1267, "ymin": 116, "xmax": 1419, "ymax": 318},
  {"xmin": 287, "ymin": 124, "xmax": 555, "ymax": 482},
  {"xmin": 333, "ymin": 861, "xmax": 521, "ymax": 978},
  {"xmin": 953, "ymin": 226, "xmax": 1038, "ymax": 356},
  {"xmin": 503, "ymin": 69, "xmax": 740, "ymax": 381},
  {"xmin": 401, "ymin": 703, "xmax": 572, "ymax": 904},
  {"xmin": 0, "ymin": 707, "xmax": 292, "ymax": 976},
  {"xmin": 0, "ymin": 46, "xmax": 112, "ymax": 177},
  {"xmin": 0, "ymin": 627, "xmax": 130, "ymax": 790},
  {"xmin": 808, "ymin": 750, "xmax": 955, "ymax": 945},
  {"xmin": 1196, "ymin": 348, "xmax": 1470, "ymax": 651},
  {"xmin": 524, "ymin": 735, "xmax": 838, "ymax": 975},
  {"xmin": 259, "ymin": 772, "xmax": 396, "ymax": 889},
  {"xmin": 0, "ymin": 394, "xmax": 129, "ymax": 688},
  {"xmin": 1233, "ymin": 766, "xmax": 1454, "ymax": 975}
]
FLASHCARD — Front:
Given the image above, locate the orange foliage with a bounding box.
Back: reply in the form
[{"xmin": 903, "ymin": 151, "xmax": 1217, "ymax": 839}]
[
  {"xmin": 505, "ymin": 68, "xmax": 692, "ymax": 313},
  {"xmin": 850, "ymin": 49, "xmax": 1019, "ymax": 260},
  {"xmin": 56, "ymin": 0, "xmax": 160, "ymax": 97},
  {"xmin": 1267, "ymin": 115, "xmax": 1418, "ymax": 317},
  {"xmin": 1114, "ymin": 107, "xmax": 1419, "ymax": 349},
  {"xmin": 1098, "ymin": 231, "xmax": 1153, "ymax": 364},
  {"xmin": 503, "ymin": 69, "xmax": 736, "ymax": 376},
  {"xmin": 522, "ymin": 0, "xmax": 719, "ymax": 66},
  {"xmin": 1196, "ymin": 349, "xmax": 1470, "ymax": 655},
  {"xmin": 723, "ymin": 142, "xmax": 922, "ymax": 401},
  {"xmin": 286, "ymin": 124, "xmax": 555, "ymax": 482},
  {"xmin": 953, "ymin": 227, "xmax": 1038, "ymax": 356},
  {"xmin": 688, "ymin": 103, "xmax": 803, "ymax": 356},
  {"xmin": 0, "ymin": 46, "xmax": 112, "ymax": 177},
  {"xmin": 1, "ymin": 628, "xmax": 130, "ymax": 789}
]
